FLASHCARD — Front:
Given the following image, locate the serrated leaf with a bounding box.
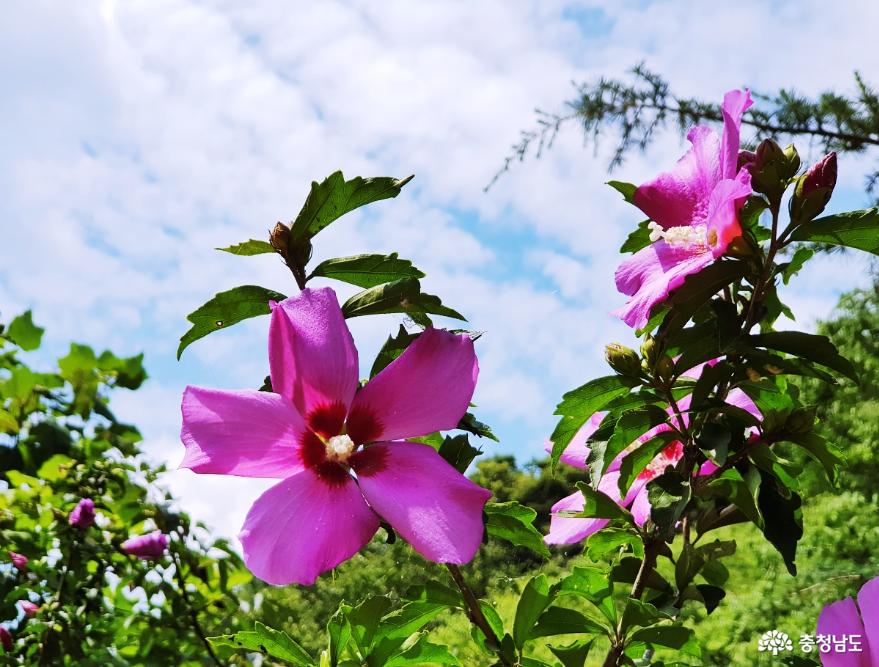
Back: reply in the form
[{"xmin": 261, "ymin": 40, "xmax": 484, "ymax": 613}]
[
  {"xmin": 620, "ymin": 219, "xmax": 652, "ymax": 254},
  {"xmin": 310, "ymin": 253, "xmax": 424, "ymax": 288},
  {"xmin": 756, "ymin": 469, "xmax": 803, "ymax": 576},
  {"xmin": 457, "ymin": 412, "xmax": 499, "ymax": 441},
  {"xmin": 177, "ymin": 285, "xmax": 286, "ymax": 359},
  {"xmin": 789, "ymin": 207, "xmax": 879, "ymax": 255},
  {"xmin": 785, "ymin": 432, "xmax": 844, "ymax": 484},
  {"xmin": 588, "ymin": 406, "xmax": 668, "ymax": 486},
  {"xmin": 370, "ymin": 325, "xmax": 420, "ymax": 377},
  {"xmin": 7, "ymin": 310, "xmax": 44, "ymax": 351},
  {"xmin": 290, "ymin": 171, "xmax": 413, "ymax": 242},
  {"xmin": 550, "ymin": 376, "xmax": 639, "ymax": 472},
  {"xmin": 571, "ymin": 482, "xmax": 633, "ymax": 523},
  {"xmin": 484, "ymin": 501, "xmax": 550, "ymax": 559},
  {"xmin": 607, "ymin": 180, "xmax": 637, "ymax": 203},
  {"xmin": 216, "ymin": 239, "xmax": 275, "ymax": 256},
  {"xmin": 513, "ymin": 574, "xmax": 553, "ymax": 650},
  {"xmin": 628, "ymin": 625, "xmax": 700, "ymax": 656},
  {"xmin": 549, "ymin": 639, "xmax": 594, "ymax": 667},
  {"xmin": 207, "ymin": 622, "xmax": 313, "ymax": 666},
  {"xmin": 779, "ymin": 247, "xmax": 814, "ymax": 285},
  {"xmin": 647, "ymin": 470, "xmax": 691, "ymax": 539},
  {"xmin": 383, "ymin": 637, "xmax": 459, "ymax": 667},
  {"xmin": 436, "ymin": 434, "xmax": 480, "ymax": 473},
  {"xmin": 341, "ymin": 278, "xmax": 465, "ymax": 324},
  {"xmin": 530, "ymin": 606, "xmax": 604, "ymax": 638},
  {"xmin": 616, "ymin": 431, "xmax": 677, "ymax": 497},
  {"xmin": 747, "ymin": 331, "xmax": 857, "ymax": 383},
  {"xmin": 585, "ymin": 528, "xmax": 644, "ymax": 562}
]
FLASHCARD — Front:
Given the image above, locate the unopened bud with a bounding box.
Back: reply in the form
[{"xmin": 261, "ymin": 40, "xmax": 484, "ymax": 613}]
[
  {"xmin": 726, "ymin": 236, "xmax": 756, "ymax": 258},
  {"xmin": 640, "ymin": 336, "xmax": 658, "ymax": 366},
  {"xmin": 269, "ymin": 222, "xmax": 290, "ymax": 258},
  {"xmin": 790, "ymin": 153, "xmax": 837, "ymax": 223},
  {"xmin": 604, "ymin": 343, "xmax": 641, "ymax": 377},
  {"xmin": 781, "ymin": 144, "xmax": 801, "ymax": 179},
  {"xmin": 655, "ymin": 355, "xmax": 675, "ymax": 383},
  {"xmin": 0, "ymin": 626, "xmax": 11, "ymax": 652},
  {"xmin": 750, "ymin": 139, "xmax": 788, "ymax": 199},
  {"xmin": 737, "ymin": 150, "xmax": 757, "ymax": 172}
]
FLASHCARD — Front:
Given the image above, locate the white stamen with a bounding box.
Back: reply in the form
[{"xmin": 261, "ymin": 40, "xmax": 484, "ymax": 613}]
[
  {"xmin": 649, "ymin": 222, "xmax": 708, "ymax": 249},
  {"xmin": 325, "ymin": 434, "xmax": 355, "ymax": 462}
]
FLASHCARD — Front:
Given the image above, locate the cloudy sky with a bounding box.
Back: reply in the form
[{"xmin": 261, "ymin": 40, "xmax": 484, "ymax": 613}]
[{"xmin": 3, "ymin": 0, "xmax": 877, "ymax": 539}]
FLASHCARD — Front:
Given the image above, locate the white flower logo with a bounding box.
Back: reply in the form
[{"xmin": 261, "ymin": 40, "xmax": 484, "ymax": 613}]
[{"xmin": 758, "ymin": 630, "xmax": 794, "ymax": 655}]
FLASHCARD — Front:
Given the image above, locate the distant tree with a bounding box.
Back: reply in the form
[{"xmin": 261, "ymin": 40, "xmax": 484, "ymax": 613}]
[{"xmin": 491, "ymin": 64, "xmax": 879, "ymax": 201}]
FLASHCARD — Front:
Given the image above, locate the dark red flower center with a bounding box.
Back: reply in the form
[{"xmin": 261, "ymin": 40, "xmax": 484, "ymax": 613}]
[{"xmin": 301, "ymin": 402, "xmax": 383, "ymax": 485}]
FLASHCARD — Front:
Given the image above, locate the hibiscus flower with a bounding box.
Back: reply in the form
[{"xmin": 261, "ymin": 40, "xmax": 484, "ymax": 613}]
[
  {"xmin": 180, "ymin": 287, "xmax": 490, "ymax": 585},
  {"xmin": 613, "ymin": 89, "xmax": 754, "ymax": 329},
  {"xmin": 545, "ymin": 386, "xmax": 759, "ymax": 545},
  {"xmin": 816, "ymin": 575, "xmax": 878, "ymax": 666}
]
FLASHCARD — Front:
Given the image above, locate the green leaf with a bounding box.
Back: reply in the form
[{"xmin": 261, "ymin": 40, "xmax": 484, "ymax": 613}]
[
  {"xmin": 341, "ymin": 278, "xmax": 465, "ymax": 324},
  {"xmin": 549, "ymin": 639, "xmax": 594, "ymax": 667},
  {"xmin": 290, "ymin": 171, "xmax": 414, "ymax": 242},
  {"xmin": 457, "ymin": 412, "xmax": 499, "ymax": 441},
  {"xmin": 585, "ymin": 528, "xmax": 644, "ymax": 562},
  {"xmin": 377, "ymin": 602, "xmax": 447, "ymax": 642},
  {"xmin": 647, "ymin": 470, "xmax": 691, "ymax": 538},
  {"xmin": 177, "ymin": 285, "xmax": 286, "ymax": 359},
  {"xmin": 789, "ymin": 207, "xmax": 879, "ymax": 255},
  {"xmin": 207, "ymin": 622, "xmax": 313, "ymax": 666},
  {"xmin": 370, "ymin": 325, "xmax": 420, "ymax": 377},
  {"xmin": 7, "ymin": 310, "xmax": 44, "ymax": 351},
  {"xmin": 403, "ymin": 581, "xmax": 462, "ymax": 609},
  {"xmin": 656, "ymin": 261, "xmax": 749, "ymax": 340},
  {"xmin": 616, "ymin": 432, "xmax": 678, "ymax": 495},
  {"xmin": 628, "ymin": 625, "xmax": 700, "ymax": 656},
  {"xmin": 327, "ymin": 605, "xmax": 351, "ymax": 667},
  {"xmin": 756, "ymin": 469, "xmax": 803, "ymax": 576},
  {"xmin": 607, "ymin": 180, "xmax": 637, "ymax": 203},
  {"xmin": 748, "ymin": 331, "xmax": 858, "ymax": 383},
  {"xmin": 779, "ymin": 247, "xmax": 814, "ymax": 285},
  {"xmin": 785, "ymin": 432, "xmax": 844, "ymax": 484},
  {"xmin": 740, "ymin": 196, "xmax": 770, "ymax": 242},
  {"xmin": 588, "ymin": 406, "xmax": 668, "ymax": 486},
  {"xmin": 310, "ymin": 253, "xmax": 425, "ymax": 288},
  {"xmin": 484, "ymin": 501, "xmax": 551, "ymax": 559},
  {"xmin": 382, "ymin": 636, "xmax": 460, "ymax": 667},
  {"xmin": 558, "ymin": 566, "xmax": 613, "ymax": 604},
  {"xmin": 530, "ymin": 606, "xmax": 604, "ymax": 638},
  {"xmin": 620, "ymin": 599, "xmax": 668, "ymax": 633},
  {"xmin": 620, "ymin": 219, "xmax": 652, "ymax": 254},
  {"xmin": 550, "ymin": 376, "xmax": 639, "ymax": 472},
  {"xmin": 216, "ymin": 239, "xmax": 275, "ymax": 256},
  {"xmin": 513, "ymin": 574, "xmax": 553, "ymax": 650},
  {"xmin": 348, "ymin": 596, "xmax": 393, "ymax": 655},
  {"xmin": 97, "ymin": 350, "xmax": 148, "ymax": 390},
  {"xmin": 436, "ymin": 434, "xmax": 481, "ymax": 474},
  {"xmin": 572, "ymin": 482, "xmax": 633, "ymax": 523},
  {"xmin": 0, "ymin": 408, "xmax": 17, "ymax": 434}
]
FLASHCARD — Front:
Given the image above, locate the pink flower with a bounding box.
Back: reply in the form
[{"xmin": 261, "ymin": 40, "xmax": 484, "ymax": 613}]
[
  {"xmin": 816, "ymin": 575, "xmax": 878, "ymax": 666},
  {"xmin": 802, "ymin": 152, "xmax": 838, "ymax": 198},
  {"xmin": 18, "ymin": 601, "xmax": 38, "ymax": 619},
  {"xmin": 545, "ymin": 387, "xmax": 759, "ymax": 545},
  {"xmin": 180, "ymin": 287, "xmax": 490, "ymax": 585},
  {"xmin": 121, "ymin": 531, "xmax": 168, "ymax": 560},
  {"xmin": 68, "ymin": 498, "xmax": 95, "ymax": 529},
  {"xmin": 0, "ymin": 627, "xmax": 11, "ymax": 652},
  {"xmin": 613, "ymin": 89, "xmax": 754, "ymax": 329},
  {"xmin": 8, "ymin": 552, "xmax": 27, "ymax": 571}
]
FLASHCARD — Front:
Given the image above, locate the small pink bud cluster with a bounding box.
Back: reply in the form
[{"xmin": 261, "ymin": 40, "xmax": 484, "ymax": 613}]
[{"xmin": 68, "ymin": 498, "xmax": 96, "ymax": 529}]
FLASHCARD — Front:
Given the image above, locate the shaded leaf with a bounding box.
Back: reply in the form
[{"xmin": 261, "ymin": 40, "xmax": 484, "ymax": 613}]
[
  {"xmin": 484, "ymin": 501, "xmax": 550, "ymax": 559},
  {"xmin": 341, "ymin": 278, "xmax": 464, "ymax": 324},
  {"xmin": 789, "ymin": 207, "xmax": 879, "ymax": 255},
  {"xmin": 513, "ymin": 574, "xmax": 553, "ymax": 649},
  {"xmin": 7, "ymin": 310, "xmax": 44, "ymax": 351},
  {"xmin": 457, "ymin": 412, "xmax": 499, "ymax": 441},
  {"xmin": 748, "ymin": 331, "xmax": 857, "ymax": 383},
  {"xmin": 207, "ymin": 622, "xmax": 312, "ymax": 666},
  {"xmin": 310, "ymin": 253, "xmax": 425, "ymax": 288}
]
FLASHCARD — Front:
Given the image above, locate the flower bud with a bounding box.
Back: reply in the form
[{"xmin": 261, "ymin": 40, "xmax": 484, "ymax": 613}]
[
  {"xmin": 8, "ymin": 552, "xmax": 27, "ymax": 571},
  {"xmin": 749, "ymin": 139, "xmax": 791, "ymax": 199},
  {"xmin": 121, "ymin": 531, "xmax": 168, "ymax": 561},
  {"xmin": 640, "ymin": 337, "xmax": 658, "ymax": 366},
  {"xmin": 0, "ymin": 627, "xmax": 11, "ymax": 652},
  {"xmin": 69, "ymin": 498, "xmax": 96, "ymax": 530},
  {"xmin": 655, "ymin": 355, "xmax": 675, "ymax": 383},
  {"xmin": 737, "ymin": 150, "xmax": 757, "ymax": 172},
  {"xmin": 604, "ymin": 343, "xmax": 641, "ymax": 377},
  {"xmin": 269, "ymin": 222, "xmax": 290, "ymax": 257},
  {"xmin": 790, "ymin": 153, "xmax": 837, "ymax": 223},
  {"xmin": 19, "ymin": 601, "xmax": 38, "ymax": 619},
  {"xmin": 782, "ymin": 144, "xmax": 801, "ymax": 178}
]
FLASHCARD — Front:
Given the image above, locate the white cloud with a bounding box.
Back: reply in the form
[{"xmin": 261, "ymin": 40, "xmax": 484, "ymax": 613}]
[{"xmin": 2, "ymin": 0, "xmax": 876, "ymax": 538}]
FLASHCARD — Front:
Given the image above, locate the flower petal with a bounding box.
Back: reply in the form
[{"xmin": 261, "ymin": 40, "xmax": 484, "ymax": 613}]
[
  {"xmin": 181, "ymin": 387, "xmax": 306, "ymax": 478},
  {"xmin": 630, "ymin": 487, "xmax": 651, "ymax": 526},
  {"xmin": 720, "ymin": 89, "xmax": 753, "ymax": 180},
  {"xmin": 239, "ymin": 470, "xmax": 379, "ymax": 585},
  {"xmin": 817, "ymin": 597, "xmax": 867, "ymax": 667},
  {"xmin": 706, "ymin": 171, "xmax": 752, "ymax": 257},
  {"xmin": 349, "ymin": 328, "xmax": 477, "ymax": 442},
  {"xmin": 545, "ymin": 412, "xmax": 605, "ymax": 469},
  {"xmin": 633, "ymin": 125, "xmax": 721, "ymax": 229},
  {"xmin": 352, "ymin": 442, "xmax": 490, "ymax": 564},
  {"xmin": 545, "ymin": 471, "xmax": 622, "ymax": 545},
  {"xmin": 613, "ymin": 242, "xmax": 713, "ymax": 329},
  {"xmin": 857, "ymin": 576, "xmax": 879, "ymax": 665},
  {"xmin": 269, "ymin": 288, "xmax": 359, "ymax": 420}
]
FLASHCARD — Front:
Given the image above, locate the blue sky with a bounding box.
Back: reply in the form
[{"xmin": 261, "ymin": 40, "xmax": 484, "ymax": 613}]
[{"xmin": 2, "ymin": 0, "xmax": 877, "ymax": 537}]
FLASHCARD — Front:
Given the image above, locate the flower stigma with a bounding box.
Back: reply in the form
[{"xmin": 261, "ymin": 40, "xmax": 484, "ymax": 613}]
[
  {"xmin": 325, "ymin": 434, "xmax": 356, "ymax": 462},
  {"xmin": 648, "ymin": 221, "xmax": 708, "ymax": 249}
]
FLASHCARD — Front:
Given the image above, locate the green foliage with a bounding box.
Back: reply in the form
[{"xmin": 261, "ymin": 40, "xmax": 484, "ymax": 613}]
[
  {"xmin": 216, "ymin": 239, "xmax": 275, "ymax": 256},
  {"xmin": 177, "ymin": 285, "xmax": 286, "ymax": 358},
  {"xmin": 789, "ymin": 207, "xmax": 879, "ymax": 255},
  {"xmin": 0, "ymin": 314, "xmax": 252, "ymax": 665},
  {"xmin": 340, "ymin": 278, "xmax": 465, "ymax": 326},
  {"xmin": 309, "ymin": 253, "xmax": 425, "ymax": 288}
]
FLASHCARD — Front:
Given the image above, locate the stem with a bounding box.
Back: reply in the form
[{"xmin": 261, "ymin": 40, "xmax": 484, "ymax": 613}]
[
  {"xmin": 171, "ymin": 548, "xmax": 224, "ymax": 667},
  {"xmin": 446, "ymin": 564, "xmax": 513, "ymax": 667}
]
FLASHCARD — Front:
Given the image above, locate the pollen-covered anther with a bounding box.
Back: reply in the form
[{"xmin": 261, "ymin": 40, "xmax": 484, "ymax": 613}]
[
  {"xmin": 649, "ymin": 221, "xmax": 709, "ymax": 249},
  {"xmin": 325, "ymin": 434, "xmax": 356, "ymax": 462}
]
